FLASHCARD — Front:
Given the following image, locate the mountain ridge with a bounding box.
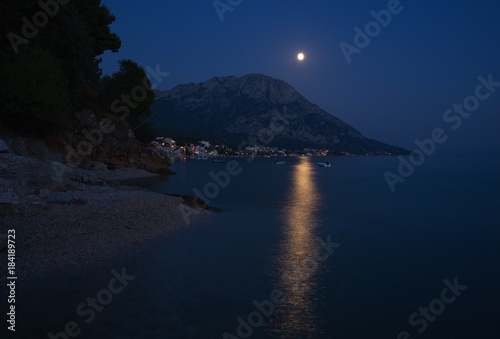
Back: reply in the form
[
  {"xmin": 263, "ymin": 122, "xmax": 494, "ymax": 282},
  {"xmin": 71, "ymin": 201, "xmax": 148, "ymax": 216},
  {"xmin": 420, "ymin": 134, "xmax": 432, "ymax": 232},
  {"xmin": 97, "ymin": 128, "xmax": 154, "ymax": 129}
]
[{"xmin": 151, "ymin": 73, "xmax": 408, "ymax": 154}]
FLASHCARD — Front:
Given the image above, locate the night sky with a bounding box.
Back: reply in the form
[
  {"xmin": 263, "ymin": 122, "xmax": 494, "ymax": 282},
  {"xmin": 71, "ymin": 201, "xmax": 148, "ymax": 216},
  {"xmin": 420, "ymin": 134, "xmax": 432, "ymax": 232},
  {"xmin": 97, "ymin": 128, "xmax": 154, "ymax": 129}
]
[{"xmin": 100, "ymin": 0, "xmax": 500, "ymax": 155}]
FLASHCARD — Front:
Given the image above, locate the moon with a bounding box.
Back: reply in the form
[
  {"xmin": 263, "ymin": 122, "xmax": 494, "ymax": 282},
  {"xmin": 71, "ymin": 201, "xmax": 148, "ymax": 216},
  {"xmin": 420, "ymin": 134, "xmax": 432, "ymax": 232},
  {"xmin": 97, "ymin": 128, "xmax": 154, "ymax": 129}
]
[{"xmin": 297, "ymin": 52, "xmax": 305, "ymax": 61}]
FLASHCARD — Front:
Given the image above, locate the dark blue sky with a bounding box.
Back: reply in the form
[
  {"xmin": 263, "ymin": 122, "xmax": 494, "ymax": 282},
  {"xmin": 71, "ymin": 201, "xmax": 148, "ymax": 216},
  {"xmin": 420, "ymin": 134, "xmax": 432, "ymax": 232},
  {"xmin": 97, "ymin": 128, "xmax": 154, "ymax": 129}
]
[{"xmin": 101, "ymin": 0, "xmax": 500, "ymax": 154}]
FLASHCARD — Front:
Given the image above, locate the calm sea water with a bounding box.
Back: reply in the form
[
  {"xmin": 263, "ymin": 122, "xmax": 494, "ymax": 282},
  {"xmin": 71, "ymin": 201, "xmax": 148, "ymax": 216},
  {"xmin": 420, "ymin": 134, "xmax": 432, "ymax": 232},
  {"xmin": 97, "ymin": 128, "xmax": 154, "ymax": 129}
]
[{"xmin": 19, "ymin": 156, "xmax": 500, "ymax": 338}]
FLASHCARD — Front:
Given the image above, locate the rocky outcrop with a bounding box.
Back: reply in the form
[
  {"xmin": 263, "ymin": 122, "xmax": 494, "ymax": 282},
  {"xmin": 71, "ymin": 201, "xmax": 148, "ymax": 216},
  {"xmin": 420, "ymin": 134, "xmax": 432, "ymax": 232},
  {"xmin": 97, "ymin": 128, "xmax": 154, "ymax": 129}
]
[
  {"xmin": 6, "ymin": 114, "xmax": 170, "ymax": 175},
  {"xmin": 0, "ymin": 150, "xmax": 105, "ymax": 215},
  {"xmin": 94, "ymin": 145, "xmax": 172, "ymax": 174},
  {"xmin": 70, "ymin": 111, "xmax": 172, "ymax": 174},
  {"xmin": 153, "ymin": 73, "xmax": 408, "ymax": 154}
]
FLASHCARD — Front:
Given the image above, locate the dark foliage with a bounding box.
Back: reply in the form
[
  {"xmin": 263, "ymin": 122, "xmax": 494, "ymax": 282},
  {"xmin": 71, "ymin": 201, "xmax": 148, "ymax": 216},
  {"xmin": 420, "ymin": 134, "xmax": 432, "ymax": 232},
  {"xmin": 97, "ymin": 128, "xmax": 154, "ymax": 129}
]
[{"xmin": 0, "ymin": 0, "xmax": 121, "ymax": 134}]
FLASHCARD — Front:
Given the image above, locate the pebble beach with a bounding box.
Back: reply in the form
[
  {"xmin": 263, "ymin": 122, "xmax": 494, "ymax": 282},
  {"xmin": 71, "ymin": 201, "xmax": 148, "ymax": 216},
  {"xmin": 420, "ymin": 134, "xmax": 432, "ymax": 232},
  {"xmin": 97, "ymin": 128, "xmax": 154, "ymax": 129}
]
[{"xmin": 0, "ymin": 151, "xmax": 208, "ymax": 279}]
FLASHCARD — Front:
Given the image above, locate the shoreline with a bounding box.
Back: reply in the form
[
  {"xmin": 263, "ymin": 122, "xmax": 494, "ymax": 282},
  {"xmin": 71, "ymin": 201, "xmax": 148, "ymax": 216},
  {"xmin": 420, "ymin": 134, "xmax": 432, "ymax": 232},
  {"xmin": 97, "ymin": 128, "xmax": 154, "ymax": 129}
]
[{"xmin": 0, "ymin": 152, "xmax": 211, "ymax": 279}]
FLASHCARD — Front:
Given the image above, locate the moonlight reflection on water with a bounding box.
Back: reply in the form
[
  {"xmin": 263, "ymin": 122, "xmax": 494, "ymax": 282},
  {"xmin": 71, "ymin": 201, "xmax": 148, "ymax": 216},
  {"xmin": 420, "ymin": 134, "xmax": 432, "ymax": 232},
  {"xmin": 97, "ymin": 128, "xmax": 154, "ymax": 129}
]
[{"xmin": 272, "ymin": 157, "xmax": 324, "ymax": 337}]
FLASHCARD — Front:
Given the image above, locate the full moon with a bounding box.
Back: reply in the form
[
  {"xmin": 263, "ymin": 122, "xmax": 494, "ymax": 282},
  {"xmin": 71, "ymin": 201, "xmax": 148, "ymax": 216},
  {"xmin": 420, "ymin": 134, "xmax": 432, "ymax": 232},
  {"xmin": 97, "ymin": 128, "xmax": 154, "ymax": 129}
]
[{"xmin": 297, "ymin": 52, "xmax": 305, "ymax": 61}]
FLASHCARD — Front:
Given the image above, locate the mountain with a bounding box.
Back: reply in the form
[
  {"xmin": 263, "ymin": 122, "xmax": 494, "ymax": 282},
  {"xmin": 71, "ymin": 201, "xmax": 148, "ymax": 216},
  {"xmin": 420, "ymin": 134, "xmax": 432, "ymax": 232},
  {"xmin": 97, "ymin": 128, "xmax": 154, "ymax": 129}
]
[{"xmin": 151, "ymin": 73, "xmax": 408, "ymax": 154}]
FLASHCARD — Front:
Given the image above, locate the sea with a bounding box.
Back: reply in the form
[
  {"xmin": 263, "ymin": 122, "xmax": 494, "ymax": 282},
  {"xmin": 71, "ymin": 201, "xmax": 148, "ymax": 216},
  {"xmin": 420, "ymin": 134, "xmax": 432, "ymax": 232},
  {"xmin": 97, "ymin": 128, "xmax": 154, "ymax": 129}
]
[{"xmin": 18, "ymin": 156, "xmax": 500, "ymax": 339}]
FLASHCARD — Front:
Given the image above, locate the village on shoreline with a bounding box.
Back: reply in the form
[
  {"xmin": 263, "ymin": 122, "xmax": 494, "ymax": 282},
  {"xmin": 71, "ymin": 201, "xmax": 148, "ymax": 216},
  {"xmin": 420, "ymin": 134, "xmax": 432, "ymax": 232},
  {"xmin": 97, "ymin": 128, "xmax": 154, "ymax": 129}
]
[{"xmin": 150, "ymin": 136, "xmax": 374, "ymax": 160}]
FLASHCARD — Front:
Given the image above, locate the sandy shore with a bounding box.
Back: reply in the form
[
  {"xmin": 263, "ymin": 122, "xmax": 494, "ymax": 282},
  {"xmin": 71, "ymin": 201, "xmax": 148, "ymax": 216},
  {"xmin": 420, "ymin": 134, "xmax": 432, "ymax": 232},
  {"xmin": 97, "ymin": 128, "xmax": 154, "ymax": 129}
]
[{"xmin": 0, "ymin": 153, "xmax": 209, "ymax": 278}]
